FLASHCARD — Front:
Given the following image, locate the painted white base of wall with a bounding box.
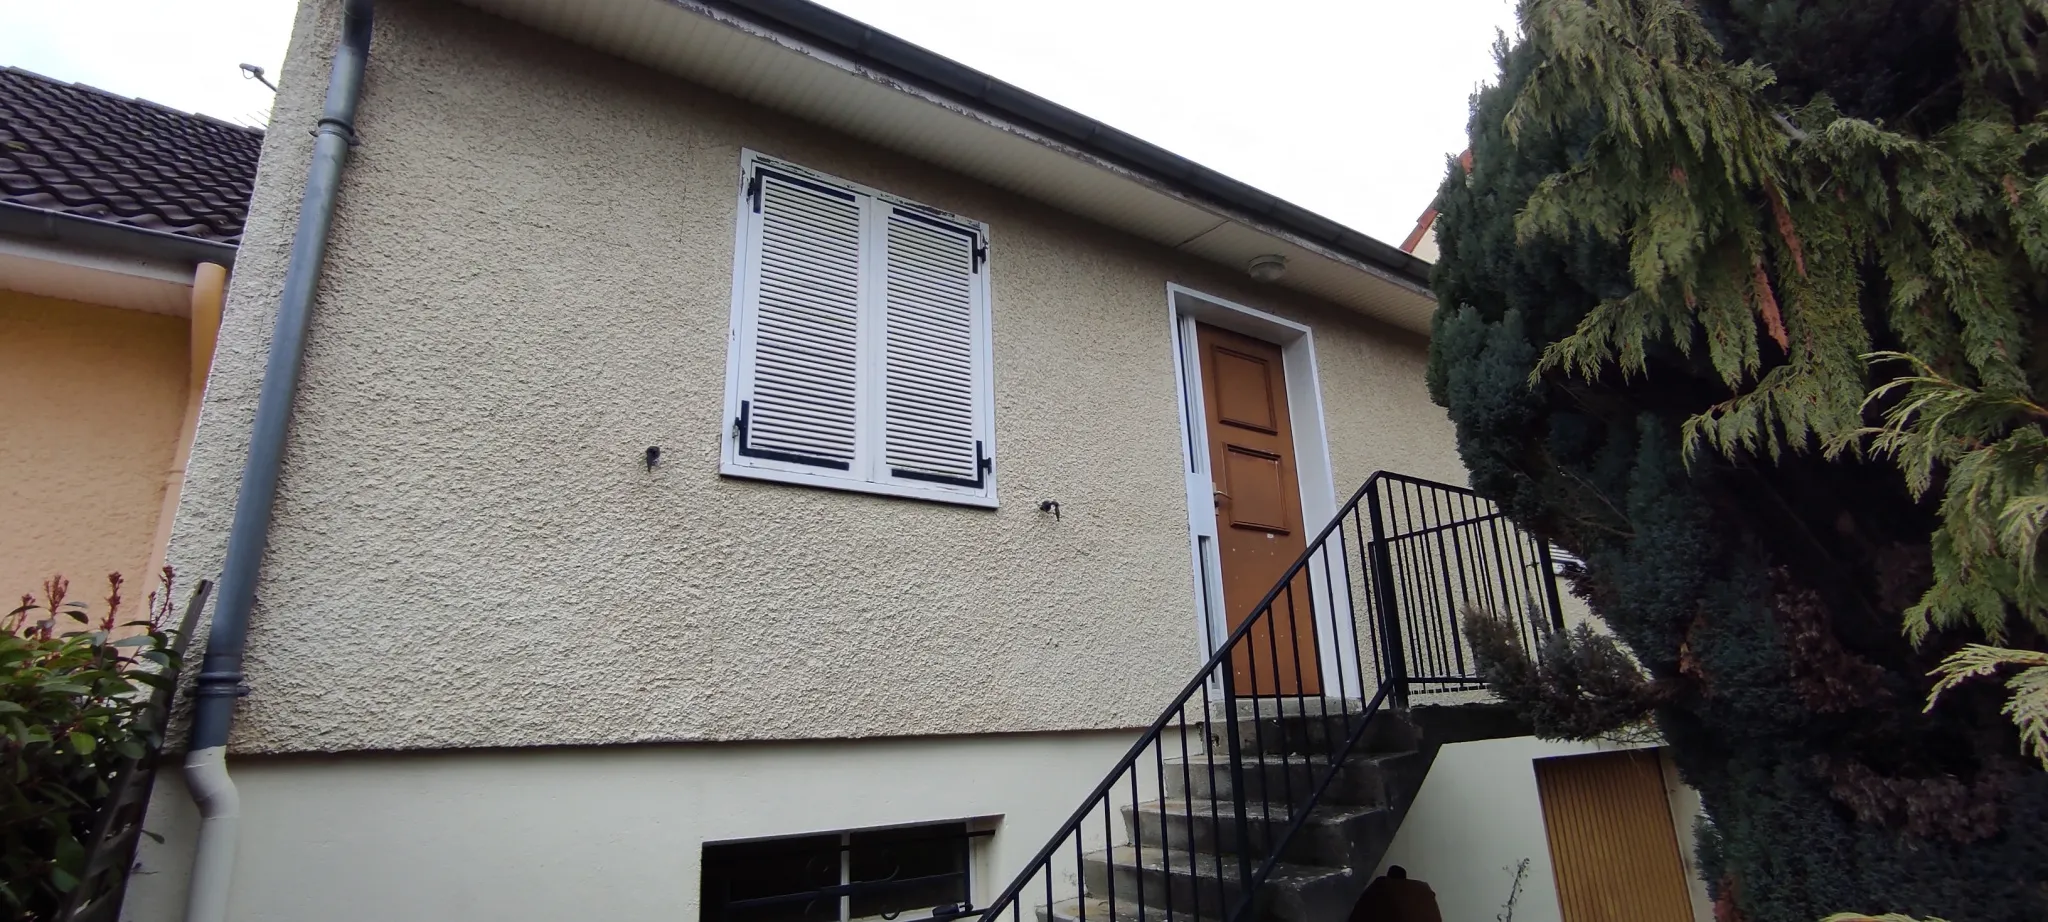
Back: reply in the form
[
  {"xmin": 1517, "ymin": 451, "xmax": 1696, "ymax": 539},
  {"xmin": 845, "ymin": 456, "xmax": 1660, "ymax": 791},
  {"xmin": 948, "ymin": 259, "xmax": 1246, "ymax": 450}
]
[
  {"xmin": 123, "ymin": 730, "xmax": 1139, "ymax": 922},
  {"xmin": 1371, "ymin": 736, "xmax": 1713, "ymax": 922}
]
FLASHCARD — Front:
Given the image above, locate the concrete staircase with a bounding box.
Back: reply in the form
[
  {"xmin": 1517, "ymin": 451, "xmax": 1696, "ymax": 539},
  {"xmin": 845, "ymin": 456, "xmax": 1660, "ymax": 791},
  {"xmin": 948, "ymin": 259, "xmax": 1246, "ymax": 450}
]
[{"xmin": 1041, "ymin": 700, "xmax": 1526, "ymax": 922}]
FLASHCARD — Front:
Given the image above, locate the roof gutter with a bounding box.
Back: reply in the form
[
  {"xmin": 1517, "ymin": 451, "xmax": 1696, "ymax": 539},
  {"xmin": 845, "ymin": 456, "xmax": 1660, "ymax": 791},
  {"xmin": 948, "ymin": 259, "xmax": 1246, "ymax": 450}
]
[
  {"xmin": 701, "ymin": 0, "xmax": 1433, "ymax": 289},
  {"xmin": 181, "ymin": 1, "xmax": 373, "ymax": 920},
  {"xmin": 0, "ymin": 201, "xmax": 239, "ymax": 269}
]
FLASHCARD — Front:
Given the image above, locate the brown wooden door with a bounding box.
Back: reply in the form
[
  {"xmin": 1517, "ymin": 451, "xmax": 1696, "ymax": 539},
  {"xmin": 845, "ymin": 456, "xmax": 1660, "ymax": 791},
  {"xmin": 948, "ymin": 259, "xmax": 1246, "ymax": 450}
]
[
  {"xmin": 1535, "ymin": 751, "xmax": 1696, "ymax": 922},
  {"xmin": 1197, "ymin": 323, "xmax": 1320, "ymax": 696}
]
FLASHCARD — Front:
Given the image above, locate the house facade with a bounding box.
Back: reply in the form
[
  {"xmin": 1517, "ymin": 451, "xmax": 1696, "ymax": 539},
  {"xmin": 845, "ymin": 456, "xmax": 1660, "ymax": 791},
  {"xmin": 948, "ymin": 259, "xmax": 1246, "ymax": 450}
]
[
  {"xmin": 119, "ymin": 2, "xmax": 1706, "ymax": 922},
  {"xmin": 0, "ymin": 68, "xmax": 253, "ymax": 618}
]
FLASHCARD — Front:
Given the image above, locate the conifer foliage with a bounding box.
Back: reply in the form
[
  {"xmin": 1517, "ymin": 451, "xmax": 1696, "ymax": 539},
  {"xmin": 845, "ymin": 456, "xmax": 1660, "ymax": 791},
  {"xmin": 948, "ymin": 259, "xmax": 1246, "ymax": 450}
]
[{"xmin": 1430, "ymin": 0, "xmax": 2048, "ymax": 918}]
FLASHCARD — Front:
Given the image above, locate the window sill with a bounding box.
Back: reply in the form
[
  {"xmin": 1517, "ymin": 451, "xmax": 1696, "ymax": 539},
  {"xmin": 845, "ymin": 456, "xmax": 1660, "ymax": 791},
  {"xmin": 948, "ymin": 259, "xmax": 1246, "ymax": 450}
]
[{"xmin": 719, "ymin": 461, "xmax": 999, "ymax": 509}]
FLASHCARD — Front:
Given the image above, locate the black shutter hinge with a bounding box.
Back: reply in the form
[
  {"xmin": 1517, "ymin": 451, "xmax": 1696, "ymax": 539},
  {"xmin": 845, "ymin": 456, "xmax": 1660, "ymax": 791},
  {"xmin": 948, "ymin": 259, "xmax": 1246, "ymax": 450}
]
[
  {"xmin": 734, "ymin": 400, "xmax": 752, "ymax": 442},
  {"xmin": 890, "ymin": 439, "xmax": 992, "ymax": 489},
  {"xmin": 747, "ymin": 172, "xmax": 763, "ymax": 212},
  {"xmin": 972, "ymin": 239, "xmax": 987, "ymax": 271}
]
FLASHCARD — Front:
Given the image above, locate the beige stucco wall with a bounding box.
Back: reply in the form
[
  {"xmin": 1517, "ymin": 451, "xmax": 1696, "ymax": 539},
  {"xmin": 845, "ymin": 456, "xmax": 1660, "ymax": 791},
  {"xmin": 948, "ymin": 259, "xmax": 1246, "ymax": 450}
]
[
  {"xmin": 0, "ymin": 289, "xmax": 188, "ymax": 613},
  {"xmin": 1408, "ymin": 221, "xmax": 1441, "ymax": 263},
  {"xmin": 123, "ymin": 730, "xmax": 1143, "ymax": 922},
  {"xmin": 165, "ymin": 0, "xmax": 1465, "ymax": 755}
]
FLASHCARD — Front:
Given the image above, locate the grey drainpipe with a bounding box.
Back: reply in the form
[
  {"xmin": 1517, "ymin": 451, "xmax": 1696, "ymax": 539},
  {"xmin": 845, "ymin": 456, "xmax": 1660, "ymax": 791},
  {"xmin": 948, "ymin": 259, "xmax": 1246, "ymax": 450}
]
[{"xmin": 182, "ymin": 1, "xmax": 372, "ymax": 920}]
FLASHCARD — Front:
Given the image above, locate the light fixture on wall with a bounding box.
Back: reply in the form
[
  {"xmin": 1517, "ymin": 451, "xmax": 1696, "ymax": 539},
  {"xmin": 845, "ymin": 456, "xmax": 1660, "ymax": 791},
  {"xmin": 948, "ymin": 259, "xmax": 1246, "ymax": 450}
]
[{"xmin": 1246, "ymin": 254, "xmax": 1287, "ymax": 282}]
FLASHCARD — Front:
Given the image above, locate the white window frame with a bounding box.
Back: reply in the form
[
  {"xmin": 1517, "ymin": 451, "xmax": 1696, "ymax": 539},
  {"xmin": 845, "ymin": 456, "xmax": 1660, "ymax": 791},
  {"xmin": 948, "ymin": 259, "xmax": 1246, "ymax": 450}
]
[{"xmin": 720, "ymin": 150, "xmax": 999, "ymax": 508}]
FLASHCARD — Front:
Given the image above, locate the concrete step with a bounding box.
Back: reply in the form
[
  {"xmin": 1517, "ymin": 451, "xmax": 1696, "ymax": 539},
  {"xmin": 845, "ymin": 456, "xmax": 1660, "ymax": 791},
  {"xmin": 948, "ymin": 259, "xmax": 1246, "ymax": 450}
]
[
  {"xmin": 1200, "ymin": 701, "xmax": 1417, "ymax": 757},
  {"xmin": 1081, "ymin": 846, "xmax": 1357, "ymax": 922},
  {"xmin": 1005, "ymin": 704, "xmax": 1528, "ymax": 922},
  {"xmin": 1040, "ymin": 896, "xmax": 1205, "ymax": 922},
  {"xmin": 1407, "ymin": 702, "xmax": 1530, "ymax": 747},
  {"xmin": 1123, "ymin": 798, "xmax": 1396, "ymax": 872},
  {"xmin": 1162, "ymin": 750, "xmax": 1425, "ymax": 810}
]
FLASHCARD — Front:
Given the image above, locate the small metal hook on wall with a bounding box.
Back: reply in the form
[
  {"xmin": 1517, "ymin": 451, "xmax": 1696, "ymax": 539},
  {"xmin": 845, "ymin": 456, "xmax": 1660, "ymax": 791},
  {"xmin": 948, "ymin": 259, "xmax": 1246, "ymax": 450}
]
[
  {"xmin": 644, "ymin": 446, "xmax": 662, "ymax": 471},
  {"xmin": 1038, "ymin": 500, "xmax": 1060, "ymax": 521}
]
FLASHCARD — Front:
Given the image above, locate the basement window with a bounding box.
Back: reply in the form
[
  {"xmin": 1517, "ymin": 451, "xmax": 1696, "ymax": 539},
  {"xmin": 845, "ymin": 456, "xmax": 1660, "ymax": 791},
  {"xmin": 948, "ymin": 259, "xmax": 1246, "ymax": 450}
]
[{"xmin": 701, "ymin": 821, "xmax": 989, "ymax": 922}]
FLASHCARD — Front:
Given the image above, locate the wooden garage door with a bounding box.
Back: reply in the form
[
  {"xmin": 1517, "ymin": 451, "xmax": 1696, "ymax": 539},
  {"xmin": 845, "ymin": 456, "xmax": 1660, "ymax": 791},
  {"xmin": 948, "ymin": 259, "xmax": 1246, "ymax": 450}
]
[{"xmin": 1534, "ymin": 750, "xmax": 1694, "ymax": 922}]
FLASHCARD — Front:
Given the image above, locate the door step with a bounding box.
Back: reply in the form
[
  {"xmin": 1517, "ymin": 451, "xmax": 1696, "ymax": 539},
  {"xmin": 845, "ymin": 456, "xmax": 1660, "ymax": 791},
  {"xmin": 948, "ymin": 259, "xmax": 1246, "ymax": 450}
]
[
  {"xmin": 1162, "ymin": 750, "xmax": 1425, "ymax": 809},
  {"xmin": 1123, "ymin": 798, "xmax": 1396, "ymax": 872},
  {"xmin": 1039, "ymin": 896, "xmax": 1186, "ymax": 922},
  {"xmin": 1080, "ymin": 846, "xmax": 1356, "ymax": 922},
  {"xmin": 1200, "ymin": 701, "xmax": 1417, "ymax": 756}
]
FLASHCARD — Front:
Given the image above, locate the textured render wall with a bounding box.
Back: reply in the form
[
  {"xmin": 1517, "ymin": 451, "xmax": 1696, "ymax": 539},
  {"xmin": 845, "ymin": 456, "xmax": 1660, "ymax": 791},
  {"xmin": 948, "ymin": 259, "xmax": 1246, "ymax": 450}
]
[
  {"xmin": 122, "ymin": 731, "xmax": 1142, "ymax": 922},
  {"xmin": 164, "ymin": 0, "xmax": 1466, "ymax": 754},
  {"xmin": 1311, "ymin": 311, "xmax": 1464, "ymax": 493},
  {"xmin": 1408, "ymin": 224, "xmax": 1440, "ymax": 263},
  {"xmin": 0, "ymin": 289, "xmax": 187, "ymax": 610}
]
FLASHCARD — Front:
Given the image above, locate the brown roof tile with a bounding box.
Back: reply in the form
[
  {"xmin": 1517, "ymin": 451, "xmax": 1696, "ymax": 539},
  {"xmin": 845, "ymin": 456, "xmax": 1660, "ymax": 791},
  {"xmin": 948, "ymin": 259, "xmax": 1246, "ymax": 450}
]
[{"xmin": 0, "ymin": 67, "xmax": 263, "ymax": 245}]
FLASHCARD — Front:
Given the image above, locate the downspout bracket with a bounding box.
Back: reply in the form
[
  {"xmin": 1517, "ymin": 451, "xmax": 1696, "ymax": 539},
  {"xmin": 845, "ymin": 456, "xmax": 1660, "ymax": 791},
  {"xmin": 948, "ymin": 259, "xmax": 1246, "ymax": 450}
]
[
  {"xmin": 309, "ymin": 116, "xmax": 361, "ymax": 146},
  {"xmin": 192, "ymin": 672, "xmax": 251, "ymax": 698}
]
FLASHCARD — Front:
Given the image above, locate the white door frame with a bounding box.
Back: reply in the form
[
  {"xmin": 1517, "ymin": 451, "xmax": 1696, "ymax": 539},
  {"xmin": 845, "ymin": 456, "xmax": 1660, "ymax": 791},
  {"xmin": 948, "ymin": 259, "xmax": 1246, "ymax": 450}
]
[{"xmin": 1166, "ymin": 283, "xmax": 1362, "ymax": 696}]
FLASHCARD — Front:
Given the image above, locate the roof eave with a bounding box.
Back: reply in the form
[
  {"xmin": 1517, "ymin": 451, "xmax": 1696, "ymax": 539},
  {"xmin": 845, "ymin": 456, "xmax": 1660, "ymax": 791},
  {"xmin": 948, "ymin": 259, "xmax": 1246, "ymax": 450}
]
[
  {"xmin": 0, "ymin": 202, "xmax": 239, "ymax": 270},
  {"xmin": 455, "ymin": 0, "xmax": 1439, "ymax": 331},
  {"xmin": 696, "ymin": 0, "xmax": 1433, "ymax": 290}
]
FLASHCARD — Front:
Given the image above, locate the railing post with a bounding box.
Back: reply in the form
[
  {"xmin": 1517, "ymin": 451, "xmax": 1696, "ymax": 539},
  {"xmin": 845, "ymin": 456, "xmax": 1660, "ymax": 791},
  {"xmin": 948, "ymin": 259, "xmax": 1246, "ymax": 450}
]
[
  {"xmin": 1365, "ymin": 486, "xmax": 1408, "ymax": 708},
  {"xmin": 1218, "ymin": 666, "xmax": 1255, "ymax": 914},
  {"xmin": 1535, "ymin": 541, "xmax": 1567, "ymax": 632}
]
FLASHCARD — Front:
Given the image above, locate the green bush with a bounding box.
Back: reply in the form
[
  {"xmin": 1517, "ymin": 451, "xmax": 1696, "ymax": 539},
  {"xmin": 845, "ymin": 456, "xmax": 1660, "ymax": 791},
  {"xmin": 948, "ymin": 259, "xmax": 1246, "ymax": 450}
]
[{"xmin": 1, "ymin": 571, "xmax": 182, "ymax": 920}]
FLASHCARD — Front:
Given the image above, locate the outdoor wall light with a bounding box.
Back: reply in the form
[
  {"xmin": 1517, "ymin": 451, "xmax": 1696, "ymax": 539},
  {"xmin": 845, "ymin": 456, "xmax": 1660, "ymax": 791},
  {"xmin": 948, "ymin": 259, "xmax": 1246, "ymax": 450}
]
[{"xmin": 1246, "ymin": 254, "xmax": 1287, "ymax": 282}]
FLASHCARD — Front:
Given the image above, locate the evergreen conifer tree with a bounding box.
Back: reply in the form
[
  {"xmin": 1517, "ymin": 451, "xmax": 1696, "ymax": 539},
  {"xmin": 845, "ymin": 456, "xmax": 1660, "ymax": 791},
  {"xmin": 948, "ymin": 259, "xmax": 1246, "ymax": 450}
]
[{"xmin": 1431, "ymin": 1, "xmax": 2048, "ymax": 918}]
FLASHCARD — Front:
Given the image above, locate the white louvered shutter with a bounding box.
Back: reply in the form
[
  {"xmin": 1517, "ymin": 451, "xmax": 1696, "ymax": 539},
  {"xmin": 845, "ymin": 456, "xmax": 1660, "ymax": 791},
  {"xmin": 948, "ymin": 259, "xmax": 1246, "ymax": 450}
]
[
  {"xmin": 725, "ymin": 155, "xmax": 996, "ymax": 505},
  {"xmin": 878, "ymin": 207, "xmax": 989, "ymax": 491},
  {"xmin": 734, "ymin": 170, "xmax": 866, "ymax": 471}
]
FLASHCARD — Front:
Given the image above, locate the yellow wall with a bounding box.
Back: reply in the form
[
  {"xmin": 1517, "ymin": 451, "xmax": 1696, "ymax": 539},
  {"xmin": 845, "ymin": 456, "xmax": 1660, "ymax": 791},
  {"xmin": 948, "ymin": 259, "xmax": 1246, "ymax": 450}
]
[{"xmin": 0, "ymin": 289, "xmax": 188, "ymax": 614}]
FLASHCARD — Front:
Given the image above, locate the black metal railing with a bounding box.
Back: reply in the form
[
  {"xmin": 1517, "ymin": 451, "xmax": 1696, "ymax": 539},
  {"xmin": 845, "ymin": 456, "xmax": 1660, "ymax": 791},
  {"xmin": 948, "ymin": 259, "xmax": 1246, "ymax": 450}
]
[
  {"xmin": 971, "ymin": 472, "xmax": 1561, "ymax": 922},
  {"xmin": 1368, "ymin": 475, "xmax": 1566, "ymax": 699}
]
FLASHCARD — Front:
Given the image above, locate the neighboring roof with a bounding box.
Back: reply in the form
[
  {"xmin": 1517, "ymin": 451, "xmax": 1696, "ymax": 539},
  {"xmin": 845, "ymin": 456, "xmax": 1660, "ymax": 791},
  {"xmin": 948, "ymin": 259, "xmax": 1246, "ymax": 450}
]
[
  {"xmin": 1399, "ymin": 151, "xmax": 1470, "ymax": 255},
  {"xmin": 1398, "ymin": 210, "xmax": 1439, "ymax": 254},
  {"xmin": 0, "ymin": 67, "xmax": 263, "ymax": 245},
  {"xmin": 461, "ymin": 0, "xmax": 1442, "ymax": 332}
]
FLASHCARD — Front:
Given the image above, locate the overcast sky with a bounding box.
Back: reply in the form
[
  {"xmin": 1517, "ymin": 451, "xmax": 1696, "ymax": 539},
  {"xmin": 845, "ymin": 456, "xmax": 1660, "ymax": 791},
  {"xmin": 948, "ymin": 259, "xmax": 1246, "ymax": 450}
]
[{"xmin": 0, "ymin": 0, "xmax": 1516, "ymax": 243}]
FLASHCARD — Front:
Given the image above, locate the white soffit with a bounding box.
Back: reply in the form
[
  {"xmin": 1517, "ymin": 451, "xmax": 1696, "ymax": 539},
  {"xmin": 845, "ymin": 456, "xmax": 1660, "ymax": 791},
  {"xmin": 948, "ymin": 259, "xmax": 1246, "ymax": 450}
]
[
  {"xmin": 0, "ymin": 235, "xmax": 193, "ymax": 316},
  {"xmin": 456, "ymin": 0, "xmax": 1438, "ymax": 334}
]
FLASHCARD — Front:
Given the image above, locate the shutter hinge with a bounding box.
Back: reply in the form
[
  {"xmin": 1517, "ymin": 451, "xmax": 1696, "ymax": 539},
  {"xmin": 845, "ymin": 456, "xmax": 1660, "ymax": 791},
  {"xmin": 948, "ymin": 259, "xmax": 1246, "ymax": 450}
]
[
  {"xmin": 972, "ymin": 239, "xmax": 987, "ymax": 271},
  {"xmin": 746, "ymin": 172, "xmax": 764, "ymax": 212},
  {"xmin": 734, "ymin": 400, "xmax": 751, "ymax": 442},
  {"xmin": 978, "ymin": 441, "xmax": 992, "ymax": 475}
]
